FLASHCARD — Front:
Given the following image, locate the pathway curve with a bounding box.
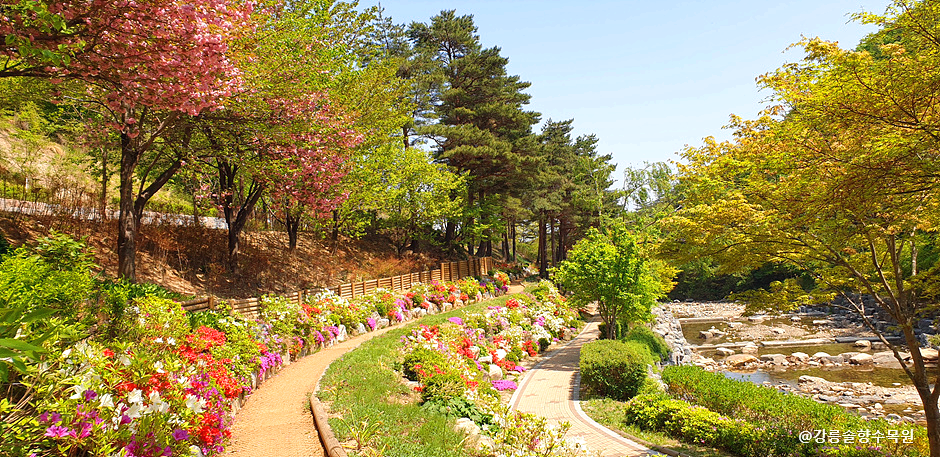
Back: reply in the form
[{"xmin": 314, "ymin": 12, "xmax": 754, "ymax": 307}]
[
  {"xmin": 223, "ymin": 325, "xmax": 397, "ymax": 457},
  {"xmin": 510, "ymin": 319, "xmax": 655, "ymax": 457}
]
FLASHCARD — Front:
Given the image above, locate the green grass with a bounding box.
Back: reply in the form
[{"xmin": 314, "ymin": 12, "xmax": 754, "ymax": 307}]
[
  {"xmin": 318, "ymin": 294, "xmax": 513, "ymax": 457},
  {"xmin": 581, "ymin": 397, "xmax": 734, "ymax": 457}
]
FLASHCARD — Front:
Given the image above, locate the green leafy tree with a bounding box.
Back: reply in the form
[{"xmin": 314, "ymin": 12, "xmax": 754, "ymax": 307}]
[
  {"xmin": 661, "ymin": 2, "xmax": 940, "ymax": 452},
  {"xmin": 553, "ymin": 223, "xmax": 674, "ymax": 339}
]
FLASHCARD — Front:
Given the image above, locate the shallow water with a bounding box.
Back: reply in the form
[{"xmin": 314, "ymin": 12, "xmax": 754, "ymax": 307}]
[{"xmin": 720, "ymin": 366, "xmax": 913, "ymax": 387}]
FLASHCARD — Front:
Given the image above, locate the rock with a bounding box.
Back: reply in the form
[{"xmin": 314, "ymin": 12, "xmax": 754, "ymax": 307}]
[
  {"xmin": 748, "ymin": 316, "xmax": 765, "ymax": 323},
  {"xmin": 336, "ymin": 325, "xmax": 348, "ymax": 342},
  {"xmin": 886, "ymin": 413, "xmax": 902, "ymax": 422},
  {"xmin": 790, "ymin": 352, "xmax": 810, "ymax": 363},
  {"xmin": 854, "ymin": 340, "xmax": 872, "ymax": 350},
  {"xmin": 455, "ymin": 418, "xmax": 481, "ymax": 436},
  {"xmin": 487, "ymin": 364, "xmax": 503, "ymax": 380},
  {"xmin": 495, "ymin": 349, "xmax": 507, "ymax": 360},
  {"xmin": 716, "ymin": 347, "xmax": 735, "ymax": 357},
  {"xmin": 770, "ymin": 328, "xmax": 786, "ymax": 335},
  {"xmin": 728, "ymin": 322, "xmax": 744, "ymax": 328},
  {"xmin": 921, "ymin": 347, "xmax": 939, "ymax": 361},
  {"xmin": 698, "ymin": 330, "xmax": 714, "ymax": 339},
  {"xmin": 477, "ymin": 436, "xmax": 495, "ymax": 451},
  {"xmin": 838, "ymin": 403, "xmax": 860, "ymax": 409},
  {"xmin": 355, "ymin": 323, "xmax": 367, "ymax": 336},
  {"xmin": 812, "ymin": 352, "xmax": 832, "ymax": 359},
  {"xmin": 791, "ymin": 316, "xmax": 802, "ymax": 322},
  {"xmin": 798, "ymin": 375, "xmax": 827, "ymax": 384},
  {"xmin": 873, "ymin": 351, "xmax": 910, "ymax": 367},
  {"xmin": 377, "ymin": 318, "xmax": 391, "ymax": 329},
  {"xmin": 478, "ymin": 354, "xmax": 493, "ymax": 364},
  {"xmin": 725, "ymin": 354, "xmax": 759, "ymax": 367},
  {"xmin": 873, "ymin": 403, "xmax": 883, "ymax": 410},
  {"xmin": 850, "ymin": 353, "xmax": 874, "ymax": 365},
  {"xmin": 760, "ymin": 353, "xmax": 788, "ymax": 365},
  {"xmin": 741, "ymin": 344, "xmax": 759, "ymax": 355},
  {"xmin": 812, "ymin": 319, "xmax": 830, "ymax": 325}
]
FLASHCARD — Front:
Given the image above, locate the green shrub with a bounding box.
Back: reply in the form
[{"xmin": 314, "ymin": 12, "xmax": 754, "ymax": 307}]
[
  {"xmin": 580, "ymin": 339, "xmax": 653, "ymax": 400},
  {"xmin": 402, "ymin": 347, "xmax": 447, "ymax": 382},
  {"xmin": 622, "ymin": 325, "xmax": 669, "ymax": 361}
]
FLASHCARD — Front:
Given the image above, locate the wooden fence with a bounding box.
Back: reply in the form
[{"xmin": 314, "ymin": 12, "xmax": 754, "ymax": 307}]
[{"xmin": 180, "ymin": 257, "xmax": 495, "ymax": 318}]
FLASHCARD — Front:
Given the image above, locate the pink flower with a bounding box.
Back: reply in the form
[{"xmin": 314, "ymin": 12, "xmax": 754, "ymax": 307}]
[{"xmin": 44, "ymin": 425, "xmax": 71, "ymax": 438}]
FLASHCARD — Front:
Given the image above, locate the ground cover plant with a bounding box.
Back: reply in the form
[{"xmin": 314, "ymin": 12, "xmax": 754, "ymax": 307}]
[
  {"xmin": 628, "ymin": 365, "xmax": 929, "ymax": 457},
  {"xmin": 0, "ymin": 232, "xmax": 516, "ymax": 457},
  {"xmin": 319, "ymin": 280, "xmax": 595, "ymax": 457}
]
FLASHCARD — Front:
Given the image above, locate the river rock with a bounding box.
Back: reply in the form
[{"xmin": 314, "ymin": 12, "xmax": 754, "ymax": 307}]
[
  {"xmin": 725, "ymin": 354, "xmax": 759, "ymax": 367},
  {"xmin": 336, "ymin": 325, "xmax": 348, "ymax": 342},
  {"xmin": 770, "ymin": 328, "xmax": 786, "ymax": 335},
  {"xmin": 748, "ymin": 316, "xmax": 765, "ymax": 323},
  {"xmin": 790, "ymin": 352, "xmax": 810, "ymax": 363},
  {"xmin": 478, "ymin": 354, "xmax": 493, "ymax": 364},
  {"xmin": 798, "ymin": 375, "xmax": 827, "ymax": 384},
  {"xmin": 791, "ymin": 316, "xmax": 801, "ymax": 322},
  {"xmin": 850, "ymin": 353, "xmax": 874, "ymax": 365},
  {"xmin": 377, "ymin": 318, "xmax": 391, "ymax": 329},
  {"xmin": 812, "ymin": 319, "xmax": 831, "ymax": 325},
  {"xmin": 760, "ymin": 353, "xmax": 788, "ymax": 365},
  {"xmin": 741, "ymin": 343, "xmax": 759, "ymax": 354},
  {"xmin": 921, "ymin": 347, "xmax": 939, "ymax": 361},
  {"xmin": 699, "ymin": 330, "xmax": 714, "ymax": 339},
  {"xmin": 812, "ymin": 351, "xmax": 832, "ymax": 359},
  {"xmin": 854, "ymin": 340, "xmax": 872, "ymax": 350},
  {"xmin": 487, "ymin": 364, "xmax": 503, "ymax": 380},
  {"xmin": 716, "ymin": 347, "xmax": 735, "ymax": 356}
]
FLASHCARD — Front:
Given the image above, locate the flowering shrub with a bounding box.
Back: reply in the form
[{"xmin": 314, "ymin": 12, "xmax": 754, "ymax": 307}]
[
  {"xmin": 1, "ymin": 246, "xmax": 516, "ymax": 457},
  {"xmin": 400, "ymin": 280, "xmax": 586, "ymax": 455}
]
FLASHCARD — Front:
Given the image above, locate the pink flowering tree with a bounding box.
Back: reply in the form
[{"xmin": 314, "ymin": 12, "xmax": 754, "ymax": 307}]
[{"xmin": 1, "ymin": 0, "xmax": 256, "ymax": 281}]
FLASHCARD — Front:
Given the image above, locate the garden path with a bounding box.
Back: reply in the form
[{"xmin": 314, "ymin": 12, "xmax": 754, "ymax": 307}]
[
  {"xmin": 223, "ymin": 324, "xmax": 398, "ymax": 457},
  {"xmin": 510, "ymin": 319, "xmax": 656, "ymax": 457}
]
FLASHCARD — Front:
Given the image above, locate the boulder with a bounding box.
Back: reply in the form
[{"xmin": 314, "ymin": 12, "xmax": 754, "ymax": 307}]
[
  {"xmin": 377, "ymin": 318, "xmax": 391, "ymax": 329},
  {"xmin": 812, "ymin": 352, "xmax": 832, "ymax": 359},
  {"xmin": 790, "ymin": 352, "xmax": 810, "ymax": 363},
  {"xmin": 725, "ymin": 354, "xmax": 759, "ymax": 367},
  {"xmin": 354, "ymin": 323, "xmax": 367, "ymax": 336},
  {"xmin": 798, "ymin": 375, "xmax": 827, "ymax": 384},
  {"xmin": 741, "ymin": 344, "xmax": 759, "ymax": 355},
  {"xmin": 748, "ymin": 316, "xmax": 765, "ymax": 323},
  {"xmin": 854, "ymin": 340, "xmax": 872, "ymax": 350},
  {"xmin": 812, "ymin": 319, "xmax": 831, "ymax": 326},
  {"xmin": 921, "ymin": 347, "xmax": 939, "ymax": 361},
  {"xmin": 716, "ymin": 347, "xmax": 735, "ymax": 357},
  {"xmin": 760, "ymin": 353, "xmax": 788, "ymax": 365},
  {"xmin": 698, "ymin": 330, "xmax": 714, "ymax": 339},
  {"xmin": 850, "ymin": 353, "xmax": 874, "ymax": 365},
  {"xmin": 791, "ymin": 316, "xmax": 802, "ymax": 322},
  {"xmin": 478, "ymin": 354, "xmax": 493, "ymax": 364},
  {"xmin": 487, "ymin": 364, "xmax": 503, "ymax": 380}
]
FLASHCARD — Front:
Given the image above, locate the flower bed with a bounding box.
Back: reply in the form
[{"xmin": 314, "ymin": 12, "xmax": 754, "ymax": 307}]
[
  {"xmin": 399, "ymin": 280, "xmax": 594, "ymax": 456},
  {"xmin": 0, "ymin": 234, "xmax": 515, "ymax": 457}
]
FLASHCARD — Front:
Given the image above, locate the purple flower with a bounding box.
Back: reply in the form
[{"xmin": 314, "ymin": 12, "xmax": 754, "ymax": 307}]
[
  {"xmin": 448, "ymin": 317, "xmax": 464, "ymax": 326},
  {"xmin": 77, "ymin": 422, "xmax": 93, "ymax": 439},
  {"xmin": 50, "ymin": 412, "xmax": 62, "ymax": 424},
  {"xmin": 172, "ymin": 428, "xmax": 190, "ymax": 441},
  {"xmin": 38, "ymin": 412, "xmax": 48, "ymax": 423},
  {"xmin": 83, "ymin": 389, "xmax": 98, "ymax": 401},
  {"xmin": 513, "ymin": 366, "xmax": 526, "ymax": 373},
  {"xmin": 491, "ymin": 380, "xmax": 518, "ymax": 391},
  {"xmin": 367, "ymin": 318, "xmax": 377, "ymax": 331},
  {"xmin": 120, "ymin": 414, "xmax": 133, "ymax": 425},
  {"xmin": 44, "ymin": 425, "xmax": 71, "ymax": 438}
]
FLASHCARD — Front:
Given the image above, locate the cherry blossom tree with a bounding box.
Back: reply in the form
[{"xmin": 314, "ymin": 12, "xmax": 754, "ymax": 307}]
[{"xmin": 1, "ymin": 0, "xmax": 255, "ymax": 280}]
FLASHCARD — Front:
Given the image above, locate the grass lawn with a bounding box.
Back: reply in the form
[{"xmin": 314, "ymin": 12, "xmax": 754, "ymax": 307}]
[{"xmin": 318, "ymin": 295, "xmax": 512, "ymax": 457}]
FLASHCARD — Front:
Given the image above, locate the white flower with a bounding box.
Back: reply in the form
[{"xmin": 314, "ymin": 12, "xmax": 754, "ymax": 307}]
[
  {"xmin": 154, "ymin": 361, "xmax": 165, "ymax": 373},
  {"xmin": 125, "ymin": 403, "xmax": 143, "ymax": 419},
  {"xmin": 119, "ymin": 354, "xmax": 131, "ymax": 366},
  {"xmin": 99, "ymin": 393, "xmax": 114, "ymax": 409},
  {"xmin": 167, "ymin": 337, "xmax": 176, "ymax": 346},
  {"xmin": 127, "ymin": 389, "xmax": 143, "ymax": 405},
  {"xmin": 69, "ymin": 385, "xmax": 86, "ymax": 400},
  {"xmin": 154, "ymin": 337, "xmax": 164, "ymax": 344},
  {"xmin": 185, "ymin": 394, "xmax": 206, "ymax": 414},
  {"xmin": 148, "ymin": 390, "xmax": 162, "ymax": 404}
]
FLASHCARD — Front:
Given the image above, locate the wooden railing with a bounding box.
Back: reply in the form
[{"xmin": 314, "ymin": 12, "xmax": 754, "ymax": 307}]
[{"xmin": 180, "ymin": 257, "xmax": 495, "ymax": 317}]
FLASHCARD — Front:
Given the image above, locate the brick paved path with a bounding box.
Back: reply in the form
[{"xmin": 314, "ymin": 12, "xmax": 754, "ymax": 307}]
[{"xmin": 510, "ymin": 319, "xmax": 655, "ymax": 457}]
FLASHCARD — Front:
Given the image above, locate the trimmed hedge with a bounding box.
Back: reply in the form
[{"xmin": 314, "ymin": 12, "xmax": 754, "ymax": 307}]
[
  {"xmin": 624, "ymin": 393, "xmax": 779, "ymax": 457},
  {"xmin": 580, "ymin": 340, "xmax": 654, "ymax": 400},
  {"xmin": 622, "ymin": 325, "xmax": 669, "ymax": 361}
]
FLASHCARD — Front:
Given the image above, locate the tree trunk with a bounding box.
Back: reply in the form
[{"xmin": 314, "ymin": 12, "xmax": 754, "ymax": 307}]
[
  {"xmin": 99, "ymin": 147, "xmax": 108, "ymax": 222},
  {"xmin": 538, "ymin": 215, "xmax": 548, "ymax": 279},
  {"xmin": 286, "ymin": 211, "xmax": 300, "ymax": 252},
  {"xmin": 556, "ymin": 217, "xmax": 568, "ymax": 263},
  {"xmin": 549, "ymin": 217, "xmax": 556, "ymax": 269},
  {"xmin": 331, "ymin": 210, "xmax": 340, "ymax": 241},
  {"xmin": 511, "ymin": 222, "xmax": 516, "ymax": 262},
  {"xmin": 117, "ymin": 134, "xmax": 139, "ymax": 281},
  {"xmin": 501, "ymin": 229, "xmax": 510, "ymax": 261}
]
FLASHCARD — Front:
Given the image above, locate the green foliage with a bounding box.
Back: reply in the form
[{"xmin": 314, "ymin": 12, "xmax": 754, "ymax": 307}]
[
  {"xmin": 402, "ymin": 346, "xmax": 447, "ymax": 382},
  {"xmin": 98, "ymin": 279, "xmax": 184, "ymax": 336},
  {"xmin": 122, "ymin": 296, "xmax": 190, "ymax": 345},
  {"xmin": 553, "ymin": 222, "xmax": 673, "ymax": 338},
  {"xmin": 580, "ymin": 339, "xmax": 653, "ymax": 401},
  {"xmin": 624, "ymin": 393, "xmax": 775, "ymax": 457},
  {"xmin": 622, "ymin": 326, "xmax": 669, "ymax": 361},
  {"xmin": 422, "ymin": 396, "xmax": 495, "ymax": 429},
  {"xmin": 0, "ymin": 233, "xmax": 10, "ymax": 258}
]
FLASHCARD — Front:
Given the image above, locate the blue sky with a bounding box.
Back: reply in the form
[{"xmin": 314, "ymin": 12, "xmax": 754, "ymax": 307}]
[{"xmin": 371, "ymin": 0, "xmax": 889, "ymax": 184}]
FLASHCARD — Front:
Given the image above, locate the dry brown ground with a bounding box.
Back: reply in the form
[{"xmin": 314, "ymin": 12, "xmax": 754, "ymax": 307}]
[{"xmin": 0, "ymin": 212, "xmax": 444, "ymax": 298}]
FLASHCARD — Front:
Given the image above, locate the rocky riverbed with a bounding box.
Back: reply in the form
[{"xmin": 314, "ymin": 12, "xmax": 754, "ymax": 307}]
[{"xmin": 654, "ymin": 300, "xmax": 938, "ymax": 426}]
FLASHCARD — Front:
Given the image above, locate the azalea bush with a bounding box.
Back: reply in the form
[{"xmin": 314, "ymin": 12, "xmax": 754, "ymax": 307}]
[
  {"xmin": 399, "ymin": 280, "xmax": 585, "ymax": 453},
  {"xmin": 1, "ymin": 232, "xmax": 519, "ymax": 456}
]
